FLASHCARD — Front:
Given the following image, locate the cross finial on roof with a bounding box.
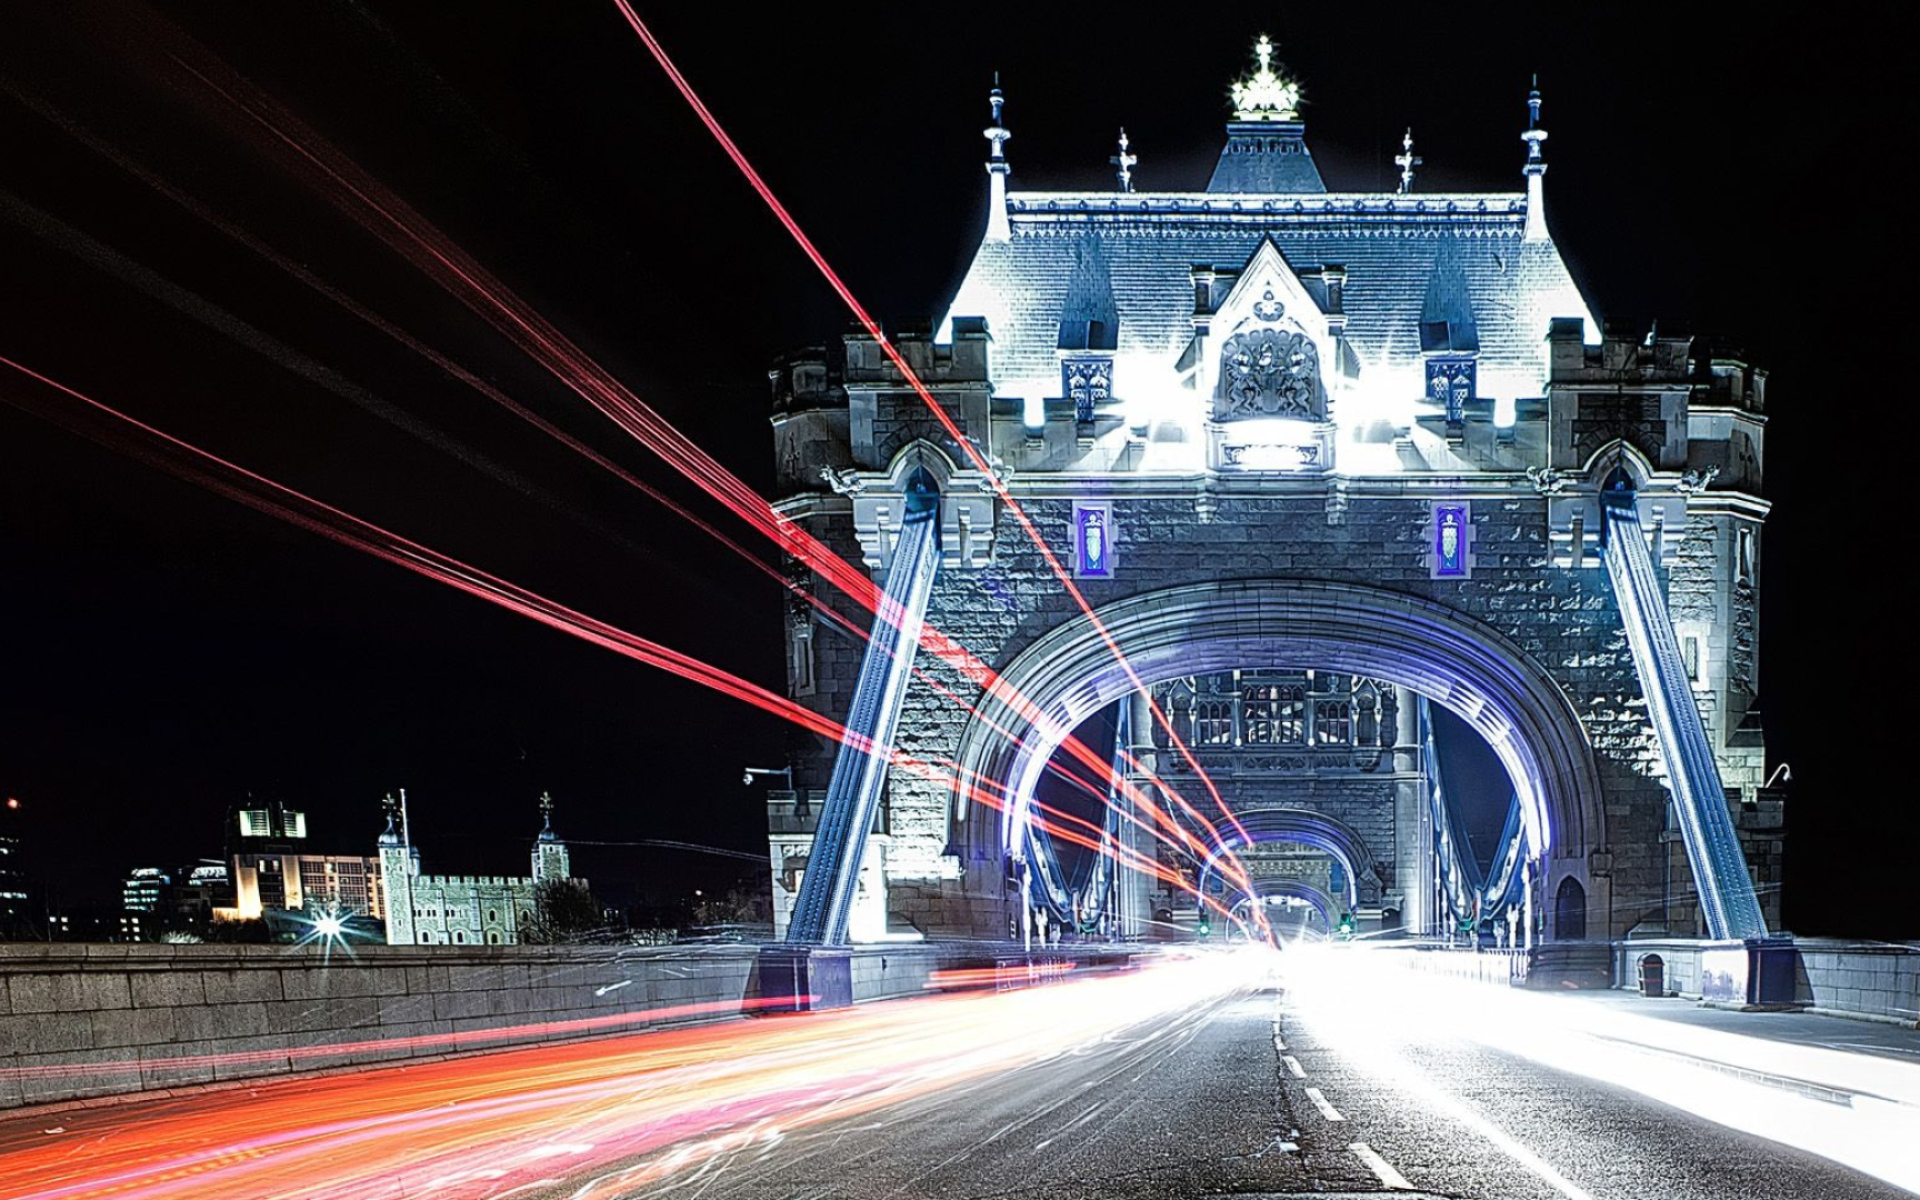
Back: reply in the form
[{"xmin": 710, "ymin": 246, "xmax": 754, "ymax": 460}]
[
  {"xmin": 1110, "ymin": 128, "xmax": 1137, "ymax": 193},
  {"xmin": 378, "ymin": 792, "xmax": 404, "ymax": 845},
  {"xmin": 538, "ymin": 790, "xmax": 554, "ymax": 829},
  {"xmin": 1395, "ymin": 128, "xmax": 1422, "ymax": 194},
  {"xmin": 1230, "ymin": 33, "xmax": 1303, "ymax": 122}
]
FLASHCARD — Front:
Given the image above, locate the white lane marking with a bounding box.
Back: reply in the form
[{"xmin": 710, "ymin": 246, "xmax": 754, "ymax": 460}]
[
  {"xmin": 1282, "ymin": 1054, "xmax": 1306, "ymax": 1078},
  {"xmin": 1350, "ymin": 1141, "xmax": 1413, "ymax": 1190},
  {"xmin": 1274, "ymin": 1033, "xmax": 1287, "ymax": 1051},
  {"xmin": 1304, "ymin": 1086, "xmax": 1344, "ymax": 1121}
]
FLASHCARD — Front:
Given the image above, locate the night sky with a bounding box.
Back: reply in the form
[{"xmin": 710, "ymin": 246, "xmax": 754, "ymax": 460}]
[{"xmin": 1, "ymin": 6, "xmax": 1909, "ymax": 935}]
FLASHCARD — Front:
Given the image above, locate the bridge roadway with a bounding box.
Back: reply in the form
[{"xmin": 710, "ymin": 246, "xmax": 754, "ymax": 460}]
[{"xmin": 1, "ymin": 947, "xmax": 1913, "ymax": 1200}]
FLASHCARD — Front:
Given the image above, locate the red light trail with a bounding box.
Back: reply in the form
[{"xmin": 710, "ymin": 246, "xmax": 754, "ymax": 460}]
[
  {"xmin": 0, "ymin": 951, "xmax": 1270, "ymax": 1200},
  {"xmin": 610, "ymin": 6, "xmax": 1260, "ymax": 904},
  {"xmin": 136, "ymin": 19, "xmax": 1253, "ymax": 884},
  {"xmin": 9, "ymin": 14, "xmax": 1261, "ymax": 900},
  {"xmin": 0, "ymin": 355, "xmax": 1246, "ymax": 930}
]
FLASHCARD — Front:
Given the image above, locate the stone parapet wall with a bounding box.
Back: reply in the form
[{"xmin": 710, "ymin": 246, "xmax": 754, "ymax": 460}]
[
  {"xmin": 1614, "ymin": 938, "xmax": 1920, "ymax": 1024},
  {"xmin": 1792, "ymin": 940, "xmax": 1920, "ymax": 1023},
  {"xmin": 0, "ymin": 941, "xmax": 1102, "ymax": 1111}
]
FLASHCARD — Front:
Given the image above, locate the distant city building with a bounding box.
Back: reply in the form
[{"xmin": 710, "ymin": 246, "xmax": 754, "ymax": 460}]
[
  {"xmin": 121, "ymin": 866, "xmax": 171, "ymax": 913},
  {"xmin": 0, "ymin": 796, "xmax": 29, "ymax": 936},
  {"xmin": 222, "ymin": 849, "xmax": 387, "ymax": 923},
  {"xmin": 46, "ymin": 908, "xmax": 115, "ymax": 942},
  {"xmin": 171, "ymin": 860, "xmax": 233, "ymax": 926},
  {"xmin": 235, "ymin": 802, "xmax": 308, "ymax": 842},
  {"xmin": 377, "ymin": 792, "xmax": 580, "ymax": 947},
  {"xmin": 211, "ymin": 798, "xmax": 389, "ymax": 924}
]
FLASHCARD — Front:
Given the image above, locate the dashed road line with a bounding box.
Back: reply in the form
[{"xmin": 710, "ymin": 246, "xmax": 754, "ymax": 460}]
[
  {"xmin": 1282, "ymin": 1055, "xmax": 1305, "ymax": 1078},
  {"xmin": 1349, "ymin": 1141, "xmax": 1413, "ymax": 1189},
  {"xmin": 1304, "ymin": 1087, "xmax": 1344, "ymax": 1122}
]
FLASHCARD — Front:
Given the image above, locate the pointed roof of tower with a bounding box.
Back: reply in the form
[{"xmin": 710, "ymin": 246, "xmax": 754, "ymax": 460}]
[
  {"xmin": 1208, "ymin": 35, "xmax": 1326, "ymax": 194},
  {"xmin": 377, "ymin": 792, "xmax": 404, "ymax": 848},
  {"xmin": 939, "ymin": 37, "xmax": 1599, "ymax": 397},
  {"xmin": 535, "ymin": 791, "xmax": 560, "ymax": 843}
]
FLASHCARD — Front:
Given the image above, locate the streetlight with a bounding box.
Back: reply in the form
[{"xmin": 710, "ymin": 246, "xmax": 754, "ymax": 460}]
[{"xmin": 741, "ymin": 766, "xmax": 793, "ymax": 787}]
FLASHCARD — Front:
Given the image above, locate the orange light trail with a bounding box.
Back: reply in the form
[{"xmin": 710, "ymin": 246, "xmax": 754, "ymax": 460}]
[{"xmin": 0, "ymin": 951, "xmax": 1270, "ymax": 1200}]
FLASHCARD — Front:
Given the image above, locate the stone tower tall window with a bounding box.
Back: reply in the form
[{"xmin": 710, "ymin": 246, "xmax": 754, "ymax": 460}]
[
  {"xmin": 1241, "ymin": 678, "xmax": 1305, "ymax": 745},
  {"xmin": 1309, "ymin": 671, "xmax": 1354, "ymax": 746},
  {"xmin": 1313, "ymin": 700, "xmax": 1352, "ymax": 745},
  {"xmin": 1194, "ymin": 699, "xmax": 1235, "ymax": 746}
]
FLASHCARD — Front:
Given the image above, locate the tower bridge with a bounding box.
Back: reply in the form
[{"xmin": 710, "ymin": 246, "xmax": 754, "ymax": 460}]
[{"xmin": 766, "ymin": 40, "xmax": 1780, "ymax": 955}]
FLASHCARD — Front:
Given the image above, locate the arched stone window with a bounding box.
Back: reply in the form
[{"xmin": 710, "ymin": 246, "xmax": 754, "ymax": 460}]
[
  {"xmin": 1241, "ymin": 681, "xmax": 1304, "ymax": 745},
  {"xmin": 1194, "ymin": 700, "xmax": 1234, "ymax": 746},
  {"xmin": 1313, "ymin": 700, "xmax": 1351, "ymax": 746},
  {"xmin": 1554, "ymin": 876, "xmax": 1587, "ymax": 941},
  {"xmin": 1309, "ymin": 671, "xmax": 1353, "ymax": 746}
]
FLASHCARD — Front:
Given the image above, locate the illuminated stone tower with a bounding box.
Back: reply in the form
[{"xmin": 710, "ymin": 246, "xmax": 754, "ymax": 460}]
[
  {"xmin": 376, "ymin": 793, "xmax": 416, "ymax": 946},
  {"xmin": 769, "ymin": 38, "xmax": 1779, "ymax": 946},
  {"xmin": 531, "ymin": 791, "xmax": 571, "ymax": 885}
]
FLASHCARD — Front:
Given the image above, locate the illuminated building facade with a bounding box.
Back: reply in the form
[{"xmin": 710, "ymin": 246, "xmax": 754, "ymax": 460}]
[
  {"xmin": 172, "ymin": 860, "xmax": 233, "ymax": 925},
  {"xmin": 768, "ymin": 39, "xmax": 1782, "ymax": 944},
  {"xmin": 219, "ymin": 800, "xmax": 388, "ymax": 924},
  {"xmin": 121, "ymin": 866, "xmax": 170, "ymax": 913},
  {"xmin": 377, "ymin": 792, "xmax": 578, "ymax": 946}
]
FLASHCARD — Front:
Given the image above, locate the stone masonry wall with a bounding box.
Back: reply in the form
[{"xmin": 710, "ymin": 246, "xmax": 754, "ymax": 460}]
[
  {"xmin": 797, "ymin": 485, "xmax": 1684, "ymax": 941},
  {"xmin": 0, "ymin": 941, "xmax": 1028, "ymax": 1111},
  {"xmin": 1615, "ymin": 939, "xmax": 1920, "ymax": 1023}
]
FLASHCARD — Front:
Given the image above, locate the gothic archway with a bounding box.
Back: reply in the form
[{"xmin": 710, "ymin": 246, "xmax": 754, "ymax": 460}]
[
  {"xmin": 1193, "ymin": 807, "xmax": 1381, "ymax": 909},
  {"xmin": 950, "ymin": 578, "xmax": 1609, "ymax": 935}
]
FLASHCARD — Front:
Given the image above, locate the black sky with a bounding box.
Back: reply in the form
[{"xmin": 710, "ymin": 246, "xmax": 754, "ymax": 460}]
[{"xmin": 0, "ymin": 5, "xmax": 1911, "ymax": 934}]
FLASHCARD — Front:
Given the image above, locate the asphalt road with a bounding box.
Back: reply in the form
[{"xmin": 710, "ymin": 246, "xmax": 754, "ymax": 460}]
[
  {"xmin": 4, "ymin": 955, "xmax": 1913, "ymax": 1200},
  {"xmin": 628, "ymin": 979, "xmax": 1913, "ymax": 1200}
]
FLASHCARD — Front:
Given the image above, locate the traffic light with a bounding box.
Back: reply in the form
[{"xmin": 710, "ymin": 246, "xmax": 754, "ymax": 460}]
[
  {"xmin": 1196, "ymin": 916, "xmax": 1212, "ymax": 938},
  {"xmin": 1336, "ymin": 912, "xmax": 1354, "ymax": 939}
]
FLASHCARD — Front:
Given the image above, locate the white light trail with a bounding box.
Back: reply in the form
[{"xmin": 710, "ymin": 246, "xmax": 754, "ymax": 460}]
[{"xmin": 1282, "ymin": 946, "xmax": 1920, "ymax": 1196}]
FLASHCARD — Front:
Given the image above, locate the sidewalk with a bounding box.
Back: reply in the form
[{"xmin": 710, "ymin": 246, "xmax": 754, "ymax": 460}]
[
  {"xmin": 1522, "ymin": 983, "xmax": 1920, "ymax": 1110},
  {"xmin": 1575, "ymin": 988, "xmax": 1920, "ymax": 1063},
  {"xmin": 1333, "ymin": 947, "xmax": 1920, "ymax": 1109}
]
